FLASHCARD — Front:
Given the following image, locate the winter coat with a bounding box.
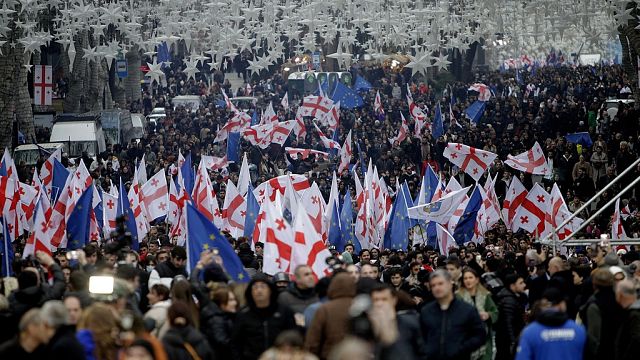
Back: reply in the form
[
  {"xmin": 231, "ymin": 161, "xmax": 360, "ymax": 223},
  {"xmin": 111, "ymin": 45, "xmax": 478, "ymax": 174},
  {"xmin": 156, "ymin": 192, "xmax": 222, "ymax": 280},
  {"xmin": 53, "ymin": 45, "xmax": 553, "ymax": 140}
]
[
  {"xmin": 397, "ymin": 309, "xmax": 426, "ymax": 358},
  {"xmin": 47, "ymin": 325, "xmax": 87, "ymax": 360},
  {"xmin": 515, "ymin": 309, "xmax": 586, "ymax": 360},
  {"xmin": 419, "ymin": 297, "xmax": 486, "ymax": 360},
  {"xmin": 9, "ymin": 264, "xmax": 66, "ymax": 325},
  {"xmin": 304, "ymin": 273, "xmax": 356, "ymax": 360},
  {"xmin": 614, "ymin": 300, "xmax": 640, "ymax": 360},
  {"xmin": 162, "ymin": 326, "xmax": 214, "ymax": 360},
  {"xmin": 579, "ymin": 287, "xmax": 623, "ymax": 360},
  {"xmin": 199, "ymin": 300, "xmax": 235, "ymax": 360},
  {"xmin": 495, "ymin": 288, "xmax": 526, "ymax": 360},
  {"xmin": 457, "ymin": 286, "xmax": 499, "ymax": 360},
  {"xmin": 144, "ymin": 300, "xmax": 171, "ymax": 338},
  {"xmin": 277, "ymin": 285, "xmax": 318, "ymax": 314},
  {"xmin": 231, "ymin": 277, "xmax": 297, "ymax": 360}
]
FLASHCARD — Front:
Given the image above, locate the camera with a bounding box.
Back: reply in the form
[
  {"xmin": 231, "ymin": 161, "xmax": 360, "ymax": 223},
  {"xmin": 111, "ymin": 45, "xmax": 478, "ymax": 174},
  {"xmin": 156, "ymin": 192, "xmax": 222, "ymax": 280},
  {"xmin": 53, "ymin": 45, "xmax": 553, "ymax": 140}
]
[{"xmin": 66, "ymin": 250, "xmax": 80, "ymax": 260}]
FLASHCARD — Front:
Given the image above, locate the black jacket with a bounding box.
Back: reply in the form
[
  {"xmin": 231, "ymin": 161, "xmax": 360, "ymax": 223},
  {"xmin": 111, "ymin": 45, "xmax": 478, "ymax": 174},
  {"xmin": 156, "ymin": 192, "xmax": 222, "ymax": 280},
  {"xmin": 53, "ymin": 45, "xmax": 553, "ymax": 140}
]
[
  {"xmin": 495, "ymin": 288, "xmax": 526, "ymax": 359},
  {"xmin": 397, "ymin": 309, "xmax": 426, "ymax": 358},
  {"xmin": 47, "ymin": 325, "xmax": 86, "ymax": 360},
  {"xmin": 154, "ymin": 260, "xmax": 188, "ymax": 279},
  {"xmin": 9, "ymin": 264, "xmax": 66, "ymax": 330},
  {"xmin": 162, "ymin": 326, "xmax": 214, "ymax": 360},
  {"xmin": 419, "ymin": 297, "xmax": 486, "ymax": 360},
  {"xmin": 231, "ymin": 278, "xmax": 297, "ymax": 360},
  {"xmin": 614, "ymin": 300, "xmax": 640, "ymax": 360},
  {"xmin": 199, "ymin": 300, "xmax": 235, "ymax": 359}
]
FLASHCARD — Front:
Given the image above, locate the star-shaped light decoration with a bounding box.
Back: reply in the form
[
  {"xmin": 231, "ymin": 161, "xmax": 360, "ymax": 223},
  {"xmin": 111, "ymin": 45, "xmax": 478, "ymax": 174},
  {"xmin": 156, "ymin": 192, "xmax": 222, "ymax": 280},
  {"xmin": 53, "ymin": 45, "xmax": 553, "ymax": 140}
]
[
  {"xmin": 432, "ymin": 51, "xmax": 451, "ymax": 72},
  {"xmin": 145, "ymin": 59, "xmax": 164, "ymax": 84},
  {"xmin": 182, "ymin": 58, "xmax": 199, "ymax": 81},
  {"xmin": 405, "ymin": 48, "xmax": 432, "ymax": 77}
]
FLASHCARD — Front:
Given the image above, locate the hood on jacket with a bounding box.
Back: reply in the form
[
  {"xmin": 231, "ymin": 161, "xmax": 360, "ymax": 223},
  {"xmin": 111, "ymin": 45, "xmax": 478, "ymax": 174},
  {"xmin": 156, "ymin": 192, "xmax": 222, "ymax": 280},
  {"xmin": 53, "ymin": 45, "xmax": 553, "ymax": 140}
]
[
  {"xmin": 536, "ymin": 309, "xmax": 569, "ymax": 327},
  {"xmin": 163, "ymin": 325, "xmax": 207, "ymax": 347},
  {"xmin": 328, "ymin": 273, "xmax": 356, "ymax": 300},
  {"xmin": 244, "ymin": 274, "xmax": 279, "ymax": 311}
]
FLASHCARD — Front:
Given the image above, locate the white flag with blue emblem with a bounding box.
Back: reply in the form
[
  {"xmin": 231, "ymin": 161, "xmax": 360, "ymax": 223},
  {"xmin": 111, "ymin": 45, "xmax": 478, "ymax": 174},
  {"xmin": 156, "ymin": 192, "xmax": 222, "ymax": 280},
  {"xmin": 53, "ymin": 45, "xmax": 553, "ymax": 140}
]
[{"xmin": 408, "ymin": 186, "xmax": 470, "ymax": 224}]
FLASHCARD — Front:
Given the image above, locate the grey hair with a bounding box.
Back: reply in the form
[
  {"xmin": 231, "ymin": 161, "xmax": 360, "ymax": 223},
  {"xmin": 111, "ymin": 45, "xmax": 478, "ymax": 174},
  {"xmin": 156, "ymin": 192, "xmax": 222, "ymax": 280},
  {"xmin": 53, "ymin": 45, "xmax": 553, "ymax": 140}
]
[
  {"xmin": 429, "ymin": 269, "xmax": 452, "ymax": 283},
  {"xmin": 616, "ymin": 279, "xmax": 638, "ymax": 298},
  {"xmin": 19, "ymin": 308, "xmax": 42, "ymax": 332},
  {"xmin": 41, "ymin": 300, "xmax": 70, "ymax": 328}
]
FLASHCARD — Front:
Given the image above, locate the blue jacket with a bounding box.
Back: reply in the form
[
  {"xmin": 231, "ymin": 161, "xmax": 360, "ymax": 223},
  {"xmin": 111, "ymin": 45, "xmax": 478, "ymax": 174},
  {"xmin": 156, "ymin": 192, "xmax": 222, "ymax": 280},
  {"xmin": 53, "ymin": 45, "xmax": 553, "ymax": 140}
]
[{"xmin": 515, "ymin": 310, "xmax": 586, "ymax": 360}]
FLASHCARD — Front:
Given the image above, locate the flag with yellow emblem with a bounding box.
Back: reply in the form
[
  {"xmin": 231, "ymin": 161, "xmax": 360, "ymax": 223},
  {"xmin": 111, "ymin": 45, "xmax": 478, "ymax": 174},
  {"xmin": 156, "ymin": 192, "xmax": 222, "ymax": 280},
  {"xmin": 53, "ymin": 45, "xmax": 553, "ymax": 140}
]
[{"xmin": 186, "ymin": 203, "xmax": 249, "ymax": 282}]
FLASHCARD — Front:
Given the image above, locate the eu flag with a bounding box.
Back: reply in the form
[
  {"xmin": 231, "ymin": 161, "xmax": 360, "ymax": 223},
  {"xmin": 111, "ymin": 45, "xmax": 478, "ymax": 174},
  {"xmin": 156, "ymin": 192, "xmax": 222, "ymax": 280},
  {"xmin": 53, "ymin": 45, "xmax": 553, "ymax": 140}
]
[
  {"xmin": 433, "ymin": 102, "xmax": 444, "ymax": 138},
  {"xmin": 227, "ymin": 132, "xmax": 240, "ymax": 163},
  {"xmin": 453, "ymin": 186, "xmax": 482, "ymax": 245},
  {"xmin": 157, "ymin": 42, "xmax": 170, "ymax": 68},
  {"xmin": 67, "ymin": 187, "xmax": 93, "ymax": 250},
  {"xmin": 328, "ymin": 201, "xmax": 343, "ymax": 250},
  {"xmin": 565, "ymin": 132, "xmax": 593, "ymax": 147},
  {"xmin": 180, "ymin": 153, "xmax": 195, "ymax": 197},
  {"xmin": 353, "ymin": 75, "xmax": 372, "ymax": 92},
  {"xmin": 250, "ymin": 109, "xmax": 259, "ymax": 126},
  {"xmin": 243, "ymin": 183, "xmax": 260, "ymax": 238},
  {"xmin": 384, "ymin": 188, "xmax": 411, "ymax": 250},
  {"xmin": 415, "ymin": 164, "xmax": 439, "ymax": 205},
  {"xmin": 52, "ymin": 159, "xmax": 70, "ymax": 203},
  {"xmin": 118, "ymin": 179, "xmax": 139, "ymax": 250},
  {"xmin": 465, "ymin": 100, "xmax": 486, "ymax": 125},
  {"xmin": 1, "ymin": 217, "xmax": 13, "ymax": 277},
  {"xmin": 331, "ymin": 81, "xmax": 364, "ymax": 109},
  {"xmin": 94, "ymin": 187, "xmax": 104, "ymax": 230},
  {"xmin": 186, "ymin": 203, "xmax": 249, "ymax": 282},
  {"xmin": 339, "ymin": 190, "xmax": 360, "ymax": 253}
]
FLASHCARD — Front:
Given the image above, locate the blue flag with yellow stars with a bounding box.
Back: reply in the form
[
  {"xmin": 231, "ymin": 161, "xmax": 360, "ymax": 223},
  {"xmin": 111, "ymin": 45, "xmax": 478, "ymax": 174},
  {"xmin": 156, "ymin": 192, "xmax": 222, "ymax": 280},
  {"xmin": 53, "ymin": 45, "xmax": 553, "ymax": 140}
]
[
  {"xmin": 243, "ymin": 183, "xmax": 260, "ymax": 238},
  {"xmin": 331, "ymin": 81, "xmax": 364, "ymax": 109},
  {"xmin": 384, "ymin": 188, "xmax": 411, "ymax": 250},
  {"xmin": 67, "ymin": 186, "xmax": 93, "ymax": 250},
  {"xmin": 186, "ymin": 203, "xmax": 249, "ymax": 283}
]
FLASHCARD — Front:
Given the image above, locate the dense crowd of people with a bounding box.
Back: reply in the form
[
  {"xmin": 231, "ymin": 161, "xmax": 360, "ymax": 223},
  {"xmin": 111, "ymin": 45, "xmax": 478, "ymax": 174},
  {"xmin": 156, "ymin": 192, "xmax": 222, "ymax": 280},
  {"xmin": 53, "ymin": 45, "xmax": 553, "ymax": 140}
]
[{"xmin": 2, "ymin": 57, "xmax": 640, "ymax": 360}]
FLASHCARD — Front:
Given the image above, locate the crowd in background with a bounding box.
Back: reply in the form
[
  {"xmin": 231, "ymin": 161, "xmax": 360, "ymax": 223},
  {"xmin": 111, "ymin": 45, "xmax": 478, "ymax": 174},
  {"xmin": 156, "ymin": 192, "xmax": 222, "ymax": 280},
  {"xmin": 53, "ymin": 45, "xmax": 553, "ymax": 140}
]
[{"xmin": 2, "ymin": 58, "xmax": 640, "ymax": 360}]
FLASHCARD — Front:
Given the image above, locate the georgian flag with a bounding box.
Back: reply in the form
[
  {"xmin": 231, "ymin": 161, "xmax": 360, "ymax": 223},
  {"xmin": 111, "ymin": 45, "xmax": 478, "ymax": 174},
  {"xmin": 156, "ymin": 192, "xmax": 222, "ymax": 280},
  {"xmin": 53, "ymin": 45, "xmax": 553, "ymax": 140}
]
[
  {"xmin": 201, "ymin": 155, "xmax": 228, "ymax": 172},
  {"xmin": 285, "ymin": 147, "xmax": 330, "ymax": 161},
  {"xmin": 374, "ymin": 90, "xmax": 384, "ymax": 114},
  {"xmin": 504, "ymin": 142, "xmax": 551, "ymax": 175},
  {"xmin": 502, "ymin": 176, "xmax": 528, "ymax": 231},
  {"xmin": 436, "ymin": 223, "xmax": 458, "ymax": 257},
  {"xmin": 301, "ymin": 95, "xmax": 334, "ymax": 117},
  {"xmin": 253, "ymin": 174, "xmax": 310, "ymax": 204},
  {"xmin": 444, "ymin": 143, "xmax": 497, "ymax": 181},
  {"xmin": 102, "ymin": 191, "xmax": 118, "ymax": 235},
  {"xmin": 293, "ymin": 106, "xmax": 307, "ymax": 139},
  {"xmin": 513, "ymin": 183, "xmax": 550, "ymax": 236},
  {"xmin": 468, "ymin": 83, "xmax": 492, "ymax": 101},
  {"xmin": 337, "ymin": 129, "xmax": 353, "ymax": 175},
  {"xmin": 141, "ymin": 170, "xmax": 169, "ymax": 222},
  {"xmin": 261, "ymin": 199, "xmax": 295, "ymax": 275},
  {"xmin": 612, "ymin": 198, "xmax": 627, "ymax": 240},
  {"xmin": 389, "ymin": 113, "xmax": 409, "ymax": 145},
  {"xmin": 39, "ymin": 147, "xmax": 62, "ymax": 196},
  {"xmin": 291, "ymin": 209, "xmax": 331, "ymax": 280},
  {"xmin": 313, "ymin": 122, "xmax": 341, "ymax": 151},
  {"xmin": 261, "ymin": 102, "xmax": 278, "ymax": 125},
  {"xmin": 221, "ymin": 180, "xmax": 246, "ymax": 238},
  {"xmin": 281, "ymin": 92, "xmax": 289, "ymax": 110},
  {"xmin": 549, "ymin": 183, "xmax": 582, "ymax": 240}
]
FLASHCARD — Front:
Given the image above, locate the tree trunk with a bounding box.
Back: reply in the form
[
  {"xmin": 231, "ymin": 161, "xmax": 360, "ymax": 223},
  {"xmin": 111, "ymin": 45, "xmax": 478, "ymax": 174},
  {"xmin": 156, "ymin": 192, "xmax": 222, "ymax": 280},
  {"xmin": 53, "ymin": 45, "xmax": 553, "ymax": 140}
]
[
  {"xmin": 64, "ymin": 31, "xmax": 89, "ymax": 113},
  {"xmin": 0, "ymin": 42, "xmax": 34, "ymax": 150},
  {"xmin": 125, "ymin": 45, "xmax": 141, "ymax": 104}
]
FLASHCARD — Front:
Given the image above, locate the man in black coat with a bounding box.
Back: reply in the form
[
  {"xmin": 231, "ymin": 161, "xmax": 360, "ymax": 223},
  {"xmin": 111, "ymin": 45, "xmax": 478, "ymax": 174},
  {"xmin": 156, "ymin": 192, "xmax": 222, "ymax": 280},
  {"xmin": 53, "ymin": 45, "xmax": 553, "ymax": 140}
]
[
  {"xmin": 231, "ymin": 275, "xmax": 296, "ymax": 360},
  {"xmin": 148, "ymin": 246, "xmax": 188, "ymax": 289},
  {"xmin": 614, "ymin": 279, "xmax": 640, "ymax": 360},
  {"xmin": 8, "ymin": 251, "xmax": 66, "ymax": 335},
  {"xmin": 495, "ymin": 273, "xmax": 527, "ymax": 360},
  {"xmin": 40, "ymin": 300, "xmax": 86, "ymax": 360},
  {"xmin": 419, "ymin": 269, "xmax": 486, "ymax": 360}
]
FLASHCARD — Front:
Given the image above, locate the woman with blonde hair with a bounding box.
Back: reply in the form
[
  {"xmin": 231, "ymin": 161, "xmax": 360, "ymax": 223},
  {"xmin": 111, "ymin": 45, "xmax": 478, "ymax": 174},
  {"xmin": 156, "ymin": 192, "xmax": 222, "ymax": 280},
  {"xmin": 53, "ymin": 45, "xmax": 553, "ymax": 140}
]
[
  {"xmin": 456, "ymin": 267, "xmax": 498, "ymax": 360},
  {"xmin": 77, "ymin": 303, "xmax": 121, "ymax": 360}
]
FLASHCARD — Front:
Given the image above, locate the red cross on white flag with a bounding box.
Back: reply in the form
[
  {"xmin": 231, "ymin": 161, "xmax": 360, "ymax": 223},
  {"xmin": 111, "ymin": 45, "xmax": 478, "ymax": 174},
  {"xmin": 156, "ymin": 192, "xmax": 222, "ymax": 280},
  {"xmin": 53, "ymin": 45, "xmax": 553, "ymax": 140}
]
[
  {"xmin": 443, "ymin": 143, "xmax": 498, "ymax": 181},
  {"xmin": 34, "ymin": 65, "xmax": 53, "ymax": 106},
  {"xmin": 504, "ymin": 142, "xmax": 551, "ymax": 175},
  {"xmin": 513, "ymin": 183, "xmax": 550, "ymax": 236}
]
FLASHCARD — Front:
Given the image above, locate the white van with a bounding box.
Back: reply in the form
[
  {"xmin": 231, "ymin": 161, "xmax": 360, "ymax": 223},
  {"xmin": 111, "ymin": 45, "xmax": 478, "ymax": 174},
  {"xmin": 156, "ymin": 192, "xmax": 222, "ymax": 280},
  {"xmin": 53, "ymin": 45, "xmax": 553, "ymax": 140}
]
[
  {"xmin": 50, "ymin": 114, "xmax": 107, "ymax": 158},
  {"xmin": 172, "ymin": 95, "xmax": 202, "ymax": 112},
  {"xmin": 13, "ymin": 143, "xmax": 66, "ymax": 166}
]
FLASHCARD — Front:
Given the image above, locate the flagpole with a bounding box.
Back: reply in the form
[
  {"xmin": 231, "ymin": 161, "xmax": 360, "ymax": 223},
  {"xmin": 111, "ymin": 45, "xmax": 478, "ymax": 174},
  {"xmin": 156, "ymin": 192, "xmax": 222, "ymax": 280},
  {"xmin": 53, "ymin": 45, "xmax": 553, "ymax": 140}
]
[{"xmin": 2, "ymin": 217, "xmax": 9, "ymax": 277}]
